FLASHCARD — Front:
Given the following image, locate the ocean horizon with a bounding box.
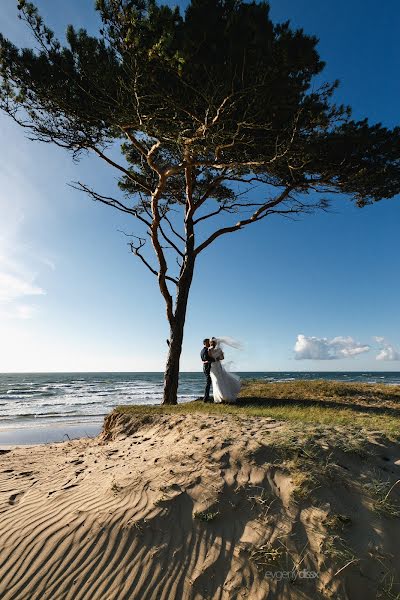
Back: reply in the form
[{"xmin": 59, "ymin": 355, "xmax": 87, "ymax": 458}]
[{"xmin": 1, "ymin": 370, "xmax": 400, "ymax": 441}]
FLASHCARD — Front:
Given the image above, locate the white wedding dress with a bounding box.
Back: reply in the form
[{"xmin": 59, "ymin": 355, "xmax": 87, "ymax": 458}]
[{"xmin": 209, "ymin": 345, "xmax": 241, "ymax": 403}]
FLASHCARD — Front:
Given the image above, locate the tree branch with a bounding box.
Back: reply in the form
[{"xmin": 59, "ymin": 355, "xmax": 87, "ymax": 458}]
[
  {"xmin": 69, "ymin": 182, "xmax": 153, "ymax": 228},
  {"xmin": 193, "ymin": 172, "xmax": 228, "ymax": 213},
  {"xmin": 140, "ymin": 200, "xmax": 185, "ymax": 258},
  {"xmin": 89, "ymin": 145, "xmax": 152, "ymax": 193},
  {"xmin": 194, "ymin": 186, "xmax": 294, "ymax": 255},
  {"xmin": 119, "ymin": 232, "xmax": 179, "ymax": 285},
  {"xmin": 163, "ymin": 212, "xmax": 186, "ymax": 242},
  {"xmin": 158, "ymin": 220, "xmax": 185, "ymax": 258},
  {"xmin": 150, "ymin": 175, "xmax": 175, "ymax": 323},
  {"xmin": 193, "ymin": 199, "xmax": 267, "ymax": 225}
]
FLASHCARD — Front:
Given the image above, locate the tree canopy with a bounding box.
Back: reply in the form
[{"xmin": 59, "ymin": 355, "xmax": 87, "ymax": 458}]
[{"xmin": 1, "ymin": 0, "xmax": 399, "ymax": 210}]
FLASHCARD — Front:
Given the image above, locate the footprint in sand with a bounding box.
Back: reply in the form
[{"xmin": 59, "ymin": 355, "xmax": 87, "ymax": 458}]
[{"xmin": 8, "ymin": 491, "xmax": 24, "ymax": 505}]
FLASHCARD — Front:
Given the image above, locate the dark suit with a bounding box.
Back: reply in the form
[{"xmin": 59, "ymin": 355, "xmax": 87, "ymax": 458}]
[{"xmin": 201, "ymin": 346, "xmax": 215, "ymax": 401}]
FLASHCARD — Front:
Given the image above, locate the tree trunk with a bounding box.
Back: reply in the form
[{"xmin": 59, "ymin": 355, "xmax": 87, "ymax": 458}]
[
  {"xmin": 163, "ymin": 316, "xmax": 185, "ymax": 405},
  {"xmin": 163, "ymin": 258, "xmax": 195, "ymax": 405}
]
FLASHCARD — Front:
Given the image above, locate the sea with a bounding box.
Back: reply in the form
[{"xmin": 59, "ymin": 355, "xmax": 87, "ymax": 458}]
[{"xmin": 1, "ymin": 371, "xmax": 399, "ymax": 445}]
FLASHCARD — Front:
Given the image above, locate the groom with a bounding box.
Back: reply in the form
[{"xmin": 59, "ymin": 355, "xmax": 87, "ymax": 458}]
[{"xmin": 201, "ymin": 338, "xmax": 215, "ymax": 403}]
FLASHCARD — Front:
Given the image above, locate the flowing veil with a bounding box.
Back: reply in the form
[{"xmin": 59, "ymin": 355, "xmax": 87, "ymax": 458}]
[
  {"xmin": 211, "ymin": 336, "xmax": 243, "ymax": 351},
  {"xmin": 210, "ymin": 337, "xmax": 242, "ymax": 400}
]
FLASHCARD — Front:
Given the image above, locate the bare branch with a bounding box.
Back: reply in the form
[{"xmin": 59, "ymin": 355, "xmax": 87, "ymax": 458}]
[
  {"xmin": 193, "ymin": 203, "xmax": 228, "ymax": 225},
  {"xmin": 193, "ymin": 199, "xmax": 268, "ymax": 225},
  {"xmin": 119, "ymin": 231, "xmax": 179, "ymax": 285},
  {"xmin": 193, "ymin": 171, "xmax": 228, "ymax": 213},
  {"xmin": 69, "ymin": 182, "xmax": 152, "ymax": 228},
  {"xmin": 163, "ymin": 212, "xmax": 185, "ymax": 242},
  {"xmin": 195, "ymin": 186, "xmax": 294, "ymax": 255},
  {"xmin": 89, "ymin": 145, "xmax": 152, "ymax": 193},
  {"xmin": 176, "ymin": 255, "xmax": 183, "ymax": 270},
  {"xmin": 158, "ymin": 220, "xmax": 185, "ymax": 258},
  {"xmin": 126, "ymin": 234, "xmax": 158, "ymax": 276},
  {"xmin": 139, "ymin": 198, "xmax": 185, "ymax": 256}
]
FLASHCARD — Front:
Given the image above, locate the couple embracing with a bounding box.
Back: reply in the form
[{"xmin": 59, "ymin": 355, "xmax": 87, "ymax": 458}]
[{"xmin": 201, "ymin": 337, "xmax": 241, "ymax": 403}]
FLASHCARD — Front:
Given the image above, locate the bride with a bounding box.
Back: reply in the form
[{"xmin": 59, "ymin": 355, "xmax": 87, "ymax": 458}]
[{"xmin": 208, "ymin": 337, "xmax": 241, "ymax": 403}]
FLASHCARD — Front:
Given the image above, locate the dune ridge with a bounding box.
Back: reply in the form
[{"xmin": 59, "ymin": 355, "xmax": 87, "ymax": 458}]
[{"xmin": 0, "ymin": 411, "xmax": 399, "ymax": 599}]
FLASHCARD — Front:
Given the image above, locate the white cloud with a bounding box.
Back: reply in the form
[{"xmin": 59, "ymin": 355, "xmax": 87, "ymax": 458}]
[
  {"xmin": 0, "ymin": 271, "xmax": 45, "ymax": 303},
  {"xmin": 294, "ymin": 334, "xmax": 333, "ymax": 360},
  {"xmin": 373, "ymin": 336, "xmax": 400, "ymax": 361},
  {"xmin": 0, "ymin": 252, "xmax": 45, "ymax": 320},
  {"xmin": 376, "ymin": 346, "xmax": 400, "ymax": 361},
  {"xmin": 294, "ymin": 334, "xmax": 370, "ymax": 360},
  {"xmin": 0, "ymin": 147, "xmax": 50, "ymax": 320},
  {"xmin": 0, "ymin": 303, "xmax": 37, "ymax": 320},
  {"xmin": 329, "ymin": 336, "xmax": 371, "ymax": 357}
]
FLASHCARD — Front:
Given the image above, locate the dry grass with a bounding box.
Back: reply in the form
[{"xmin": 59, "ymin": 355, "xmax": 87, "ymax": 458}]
[
  {"xmin": 114, "ymin": 379, "xmax": 400, "ymax": 438},
  {"xmin": 240, "ymin": 378, "xmax": 400, "ymax": 408}
]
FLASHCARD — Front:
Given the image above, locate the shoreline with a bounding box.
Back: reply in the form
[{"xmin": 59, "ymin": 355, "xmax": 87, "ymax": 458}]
[{"xmin": 0, "ymin": 421, "xmax": 103, "ymax": 446}]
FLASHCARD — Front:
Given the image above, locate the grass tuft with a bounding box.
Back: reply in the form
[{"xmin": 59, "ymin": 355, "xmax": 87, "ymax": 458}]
[{"xmin": 194, "ymin": 509, "xmax": 220, "ymax": 522}]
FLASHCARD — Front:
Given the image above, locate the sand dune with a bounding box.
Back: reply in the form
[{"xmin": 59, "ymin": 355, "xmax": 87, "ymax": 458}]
[{"xmin": 0, "ymin": 412, "xmax": 399, "ymax": 599}]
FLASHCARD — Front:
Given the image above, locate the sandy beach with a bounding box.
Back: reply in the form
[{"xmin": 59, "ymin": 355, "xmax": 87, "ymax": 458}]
[{"xmin": 1, "ymin": 408, "xmax": 399, "ymax": 600}]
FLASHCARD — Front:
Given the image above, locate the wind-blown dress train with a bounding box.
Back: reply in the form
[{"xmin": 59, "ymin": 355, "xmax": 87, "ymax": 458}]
[{"xmin": 209, "ymin": 345, "xmax": 241, "ymax": 403}]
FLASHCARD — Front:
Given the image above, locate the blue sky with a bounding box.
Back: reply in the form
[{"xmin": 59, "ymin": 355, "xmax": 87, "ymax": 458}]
[{"xmin": 0, "ymin": 0, "xmax": 399, "ymax": 372}]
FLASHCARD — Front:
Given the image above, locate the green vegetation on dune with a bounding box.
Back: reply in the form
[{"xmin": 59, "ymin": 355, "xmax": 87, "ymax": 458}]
[
  {"xmin": 240, "ymin": 378, "xmax": 400, "ymax": 406},
  {"xmin": 106, "ymin": 379, "xmax": 400, "ymax": 597},
  {"xmin": 113, "ymin": 379, "xmax": 400, "ymax": 438}
]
